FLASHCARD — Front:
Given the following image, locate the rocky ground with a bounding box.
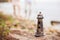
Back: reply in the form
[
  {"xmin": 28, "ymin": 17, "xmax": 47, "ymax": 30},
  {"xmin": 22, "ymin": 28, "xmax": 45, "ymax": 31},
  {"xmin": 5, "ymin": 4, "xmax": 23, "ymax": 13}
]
[
  {"xmin": 3, "ymin": 19, "xmax": 60, "ymax": 40},
  {"xmin": 6, "ymin": 32, "xmax": 60, "ymax": 40},
  {"xmin": 0, "ymin": 13, "xmax": 60, "ymax": 40},
  {"xmin": 6, "ymin": 25, "xmax": 60, "ymax": 40}
]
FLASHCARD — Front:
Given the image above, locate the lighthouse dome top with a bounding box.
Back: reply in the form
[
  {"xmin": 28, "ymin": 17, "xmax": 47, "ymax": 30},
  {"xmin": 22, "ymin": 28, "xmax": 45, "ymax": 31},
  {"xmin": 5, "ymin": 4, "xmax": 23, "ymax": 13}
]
[{"xmin": 37, "ymin": 12, "xmax": 43, "ymax": 19}]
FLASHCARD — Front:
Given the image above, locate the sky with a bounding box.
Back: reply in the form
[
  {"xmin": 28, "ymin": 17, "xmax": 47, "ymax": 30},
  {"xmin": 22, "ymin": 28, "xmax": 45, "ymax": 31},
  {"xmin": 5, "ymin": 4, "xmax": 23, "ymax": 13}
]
[{"xmin": 0, "ymin": 0, "xmax": 60, "ymax": 27}]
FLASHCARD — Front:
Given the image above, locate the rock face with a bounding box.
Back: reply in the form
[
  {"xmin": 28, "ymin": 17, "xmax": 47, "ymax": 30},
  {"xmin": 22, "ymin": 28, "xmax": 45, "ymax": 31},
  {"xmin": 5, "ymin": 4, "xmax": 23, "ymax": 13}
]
[
  {"xmin": 6, "ymin": 34, "xmax": 19, "ymax": 40},
  {"xmin": 6, "ymin": 33, "xmax": 60, "ymax": 40}
]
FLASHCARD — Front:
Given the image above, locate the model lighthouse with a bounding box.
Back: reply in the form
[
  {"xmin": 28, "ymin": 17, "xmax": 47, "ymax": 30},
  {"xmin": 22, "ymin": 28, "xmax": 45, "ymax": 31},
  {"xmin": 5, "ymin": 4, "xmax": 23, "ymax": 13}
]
[{"xmin": 35, "ymin": 12, "xmax": 44, "ymax": 37}]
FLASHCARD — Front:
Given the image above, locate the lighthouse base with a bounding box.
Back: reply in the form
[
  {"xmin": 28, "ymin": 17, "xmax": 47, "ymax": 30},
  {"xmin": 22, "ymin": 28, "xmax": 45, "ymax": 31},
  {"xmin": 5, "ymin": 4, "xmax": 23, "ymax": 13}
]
[{"xmin": 35, "ymin": 32, "xmax": 44, "ymax": 37}]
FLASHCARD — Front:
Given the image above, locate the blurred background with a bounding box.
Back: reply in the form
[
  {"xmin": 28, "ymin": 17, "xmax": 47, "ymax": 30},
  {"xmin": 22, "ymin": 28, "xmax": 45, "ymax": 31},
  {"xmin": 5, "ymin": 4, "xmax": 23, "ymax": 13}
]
[
  {"xmin": 0, "ymin": 0, "xmax": 60, "ymax": 40},
  {"xmin": 0, "ymin": 0, "xmax": 60, "ymax": 28}
]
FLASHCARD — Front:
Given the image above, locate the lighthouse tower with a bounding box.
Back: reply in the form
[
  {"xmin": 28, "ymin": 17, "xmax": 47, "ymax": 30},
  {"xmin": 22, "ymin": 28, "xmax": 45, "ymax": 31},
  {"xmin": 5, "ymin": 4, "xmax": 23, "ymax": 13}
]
[{"xmin": 35, "ymin": 12, "xmax": 44, "ymax": 37}]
